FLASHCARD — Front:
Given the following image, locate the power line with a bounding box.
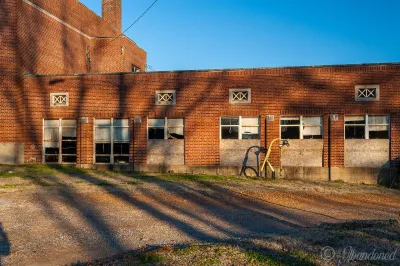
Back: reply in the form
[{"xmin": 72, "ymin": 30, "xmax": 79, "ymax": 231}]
[{"xmin": 91, "ymin": 0, "xmax": 159, "ymax": 53}]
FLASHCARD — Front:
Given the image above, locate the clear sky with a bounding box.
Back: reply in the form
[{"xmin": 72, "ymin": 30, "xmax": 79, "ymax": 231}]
[{"xmin": 80, "ymin": 0, "xmax": 400, "ymax": 71}]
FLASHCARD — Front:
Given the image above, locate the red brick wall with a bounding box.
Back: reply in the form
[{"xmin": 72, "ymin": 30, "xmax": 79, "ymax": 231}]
[
  {"xmin": 0, "ymin": 0, "xmax": 24, "ymax": 142},
  {"xmin": 0, "ymin": 0, "xmax": 146, "ymax": 145},
  {"xmin": 17, "ymin": 0, "xmax": 146, "ymax": 75},
  {"xmin": 22, "ymin": 64, "xmax": 400, "ymax": 167},
  {"xmin": 102, "ymin": 0, "xmax": 122, "ymax": 33}
]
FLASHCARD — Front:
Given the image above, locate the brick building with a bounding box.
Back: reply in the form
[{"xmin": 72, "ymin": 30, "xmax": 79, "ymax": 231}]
[{"xmin": 1, "ymin": 0, "xmax": 399, "ymax": 184}]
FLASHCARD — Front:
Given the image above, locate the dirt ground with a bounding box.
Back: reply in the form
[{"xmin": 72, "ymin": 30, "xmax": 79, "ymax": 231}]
[{"xmin": 0, "ymin": 165, "xmax": 399, "ymax": 265}]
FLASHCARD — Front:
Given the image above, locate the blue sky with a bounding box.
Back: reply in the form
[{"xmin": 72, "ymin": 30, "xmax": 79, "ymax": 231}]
[{"xmin": 80, "ymin": 0, "xmax": 400, "ymax": 71}]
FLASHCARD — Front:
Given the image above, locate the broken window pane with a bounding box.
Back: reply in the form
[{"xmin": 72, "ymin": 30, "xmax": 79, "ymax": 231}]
[
  {"xmin": 369, "ymin": 125, "xmax": 389, "ymax": 139},
  {"xmin": 221, "ymin": 126, "xmax": 239, "ymax": 139},
  {"xmin": 281, "ymin": 126, "xmax": 300, "ymax": 139},
  {"xmin": 148, "ymin": 127, "xmax": 165, "ymax": 139},
  {"xmin": 345, "ymin": 126, "xmax": 365, "ymax": 139},
  {"xmin": 168, "ymin": 127, "xmax": 184, "ymax": 139}
]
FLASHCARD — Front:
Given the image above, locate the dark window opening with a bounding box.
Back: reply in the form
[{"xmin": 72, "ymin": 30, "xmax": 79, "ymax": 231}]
[
  {"xmin": 132, "ymin": 65, "xmax": 141, "ymax": 72},
  {"xmin": 281, "ymin": 126, "xmax": 300, "ymax": 139},
  {"xmin": 148, "ymin": 128, "xmax": 165, "ymax": 139},
  {"xmin": 221, "ymin": 127, "xmax": 239, "ymax": 139},
  {"xmin": 95, "ymin": 143, "xmax": 111, "ymax": 155},
  {"xmin": 345, "ymin": 126, "xmax": 365, "ymax": 139}
]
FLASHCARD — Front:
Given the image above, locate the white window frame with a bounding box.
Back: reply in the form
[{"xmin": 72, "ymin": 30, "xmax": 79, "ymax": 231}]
[
  {"xmin": 42, "ymin": 118, "xmax": 77, "ymax": 164},
  {"xmin": 155, "ymin": 90, "xmax": 176, "ymax": 105},
  {"xmin": 280, "ymin": 116, "xmax": 323, "ymax": 139},
  {"xmin": 355, "ymin": 85, "xmax": 380, "ymax": 101},
  {"xmin": 50, "ymin": 92, "xmax": 69, "ymax": 107},
  {"xmin": 147, "ymin": 118, "xmax": 185, "ymax": 140},
  {"xmin": 220, "ymin": 116, "xmax": 260, "ymax": 139},
  {"xmin": 229, "ymin": 88, "xmax": 251, "ymax": 104},
  {"xmin": 344, "ymin": 114, "xmax": 390, "ymax": 139},
  {"xmin": 93, "ymin": 118, "xmax": 130, "ymax": 164}
]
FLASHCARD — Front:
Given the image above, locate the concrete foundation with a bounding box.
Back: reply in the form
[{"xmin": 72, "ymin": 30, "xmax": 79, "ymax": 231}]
[
  {"xmin": 0, "ymin": 142, "xmax": 24, "ymax": 165},
  {"xmin": 133, "ymin": 164, "xmax": 398, "ymax": 187}
]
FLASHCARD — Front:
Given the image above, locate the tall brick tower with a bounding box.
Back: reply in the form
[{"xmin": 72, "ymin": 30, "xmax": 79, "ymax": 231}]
[{"xmin": 102, "ymin": 0, "xmax": 122, "ymax": 33}]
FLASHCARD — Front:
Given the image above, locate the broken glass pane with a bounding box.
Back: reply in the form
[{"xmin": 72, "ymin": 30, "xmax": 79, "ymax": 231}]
[
  {"xmin": 345, "ymin": 126, "xmax": 365, "ymax": 139},
  {"xmin": 221, "ymin": 126, "xmax": 239, "ymax": 139},
  {"xmin": 148, "ymin": 128, "xmax": 165, "ymax": 139},
  {"xmin": 281, "ymin": 126, "xmax": 300, "ymax": 139}
]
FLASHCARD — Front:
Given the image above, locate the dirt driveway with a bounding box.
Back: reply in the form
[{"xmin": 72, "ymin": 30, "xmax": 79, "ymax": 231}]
[{"xmin": 0, "ymin": 166, "xmax": 399, "ymax": 265}]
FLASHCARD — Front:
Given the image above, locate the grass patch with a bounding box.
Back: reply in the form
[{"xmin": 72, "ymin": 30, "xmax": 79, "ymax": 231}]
[
  {"xmin": 138, "ymin": 253, "xmax": 165, "ymax": 264},
  {"xmin": 94, "ymin": 182, "xmax": 115, "ymax": 187},
  {"xmin": 245, "ymin": 250, "xmax": 287, "ymax": 265},
  {"xmin": 0, "ymin": 171, "xmax": 16, "ymax": 178},
  {"xmin": 128, "ymin": 172, "xmax": 248, "ymax": 184},
  {"xmin": 0, "ymin": 183, "xmax": 31, "ymax": 189}
]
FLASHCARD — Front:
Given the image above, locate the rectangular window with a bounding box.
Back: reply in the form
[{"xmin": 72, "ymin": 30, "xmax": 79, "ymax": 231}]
[
  {"xmin": 229, "ymin": 88, "xmax": 251, "ymax": 104},
  {"xmin": 94, "ymin": 118, "xmax": 130, "ymax": 164},
  {"xmin": 280, "ymin": 116, "xmax": 322, "ymax": 139},
  {"xmin": 345, "ymin": 115, "xmax": 389, "ymax": 139},
  {"xmin": 132, "ymin": 65, "xmax": 141, "ymax": 72},
  {"xmin": 43, "ymin": 119, "xmax": 76, "ymax": 163},
  {"xmin": 220, "ymin": 116, "xmax": 259, "ymax": 139},
  {"xmin": 148, "ymin": 118, "xmax": 184, "ymax": 139},
  {"xmin": 355, "ymin": 85, "xmax": 380, "ymax": 101}
]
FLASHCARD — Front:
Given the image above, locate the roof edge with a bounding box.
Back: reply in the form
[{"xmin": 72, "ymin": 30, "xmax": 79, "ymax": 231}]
[{"xmin": 24, "ymin": 62, "xmax": 400, "ymax": 79}]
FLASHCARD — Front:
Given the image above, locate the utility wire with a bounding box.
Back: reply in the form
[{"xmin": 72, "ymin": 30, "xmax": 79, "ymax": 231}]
[{"xmin": 91, "ymin": 0, "xmax": 159, "ymax": 53}]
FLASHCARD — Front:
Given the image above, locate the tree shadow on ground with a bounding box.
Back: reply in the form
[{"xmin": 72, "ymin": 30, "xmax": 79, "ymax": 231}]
[{"xmin": 0, "ymin": 223, "xmax": 10, "ymax": 266}]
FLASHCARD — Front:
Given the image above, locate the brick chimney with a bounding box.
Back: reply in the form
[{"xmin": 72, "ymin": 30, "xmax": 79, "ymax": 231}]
[{"xmin": 102, "ymin": 0, "xmax": 122, "ymax": 33}]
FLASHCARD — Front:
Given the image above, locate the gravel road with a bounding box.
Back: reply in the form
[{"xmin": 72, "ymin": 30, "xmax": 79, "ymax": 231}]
[{"xmin": 0, "ymin": 168, "xmax": 399, "ymax": 265}]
